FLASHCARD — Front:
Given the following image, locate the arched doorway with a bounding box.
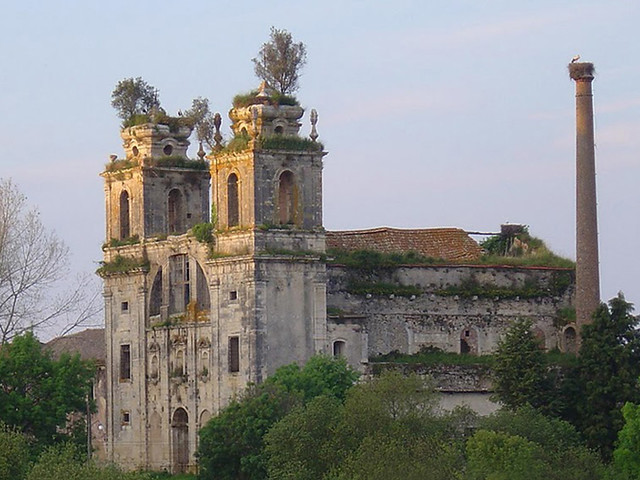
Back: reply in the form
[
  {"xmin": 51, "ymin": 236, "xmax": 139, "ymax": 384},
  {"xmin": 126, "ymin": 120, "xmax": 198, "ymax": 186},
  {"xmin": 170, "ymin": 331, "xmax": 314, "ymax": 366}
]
[
  {"xmin": 172, "ymin": 408, "xmax": 189, "ymax": 473},
  {"xmin": 564, "ymin": 326, "xmax": 577, "ymax": 353}
]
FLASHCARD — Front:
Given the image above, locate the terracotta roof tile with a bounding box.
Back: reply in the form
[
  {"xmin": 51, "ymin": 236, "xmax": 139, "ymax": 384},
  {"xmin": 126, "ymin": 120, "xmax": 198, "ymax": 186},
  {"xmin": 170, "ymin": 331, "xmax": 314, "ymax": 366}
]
[
  {"xmin": 326, "ymin": 227, "xmax": 483, "ymax": 262},
  {"xmin": 45, "ymin": 328, "xmax": 106, "ymax": 363}
]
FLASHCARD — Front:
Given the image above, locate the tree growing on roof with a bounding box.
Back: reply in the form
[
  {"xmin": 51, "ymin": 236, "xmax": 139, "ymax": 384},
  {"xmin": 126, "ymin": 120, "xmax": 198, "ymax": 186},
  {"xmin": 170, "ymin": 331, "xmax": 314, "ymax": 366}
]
[
  {"xmin": 252, "ymin": 27, "xmax": 307, "ymax": 95},
  {"xmin": 111, "ymin": 77, "xmax": 160, "ymax": 121}
]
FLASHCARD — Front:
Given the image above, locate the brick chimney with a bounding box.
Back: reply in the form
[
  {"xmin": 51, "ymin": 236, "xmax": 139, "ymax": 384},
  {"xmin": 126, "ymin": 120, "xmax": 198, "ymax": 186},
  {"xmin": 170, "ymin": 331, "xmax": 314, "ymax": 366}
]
[{"xmin": 569, "ymin": 61, "xmax": 600, "ymax": 328}]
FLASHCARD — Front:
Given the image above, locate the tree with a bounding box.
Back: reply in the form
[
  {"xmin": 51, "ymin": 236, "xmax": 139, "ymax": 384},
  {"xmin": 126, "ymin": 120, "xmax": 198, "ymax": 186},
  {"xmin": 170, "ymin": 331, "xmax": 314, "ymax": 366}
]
[
  {"xmin": 198, "ymin": 355, "xmax": 358, "ymax": 480},
  {"xmin": 265, "ymin": 354, "xmax": 359, "ymax": 403},
  {"xmin": 185, "ymin": 97, "xmax": 215, "ymax": 150},
  {"xmin": 27, "ymin": 442, "xmax": 153, "ymax": 480},
  {"xmin": 0, "ymin": 422, "xmax": 30, "ymax": 480},
  {"xmin": 492, "ymin": 319, "xmax": 552, "ymax": 413},
  {"xmin": 252, "ymin": 27, "xmax": 307, "ymax": 94},
  {"xmin": 265, "ymin": 371, "xmax": 464, "ymax": 480},
  {"xmin": 110, "ymin": 77, "xmax": 160, "ymax": 121},
  {"xmin": 0, "ymin": 179, "xmax": 100, "ymax": 345},
  {"xmin": 611, "ymin": 402, "xmax": 640, "ymax": 479},
  {"xmin": 0, "ymin": 332, "xmax": 95, "ymax": 451},
  {"xmin": 576, "ymin": 293, "xmax": 640, "ymax": 460}
]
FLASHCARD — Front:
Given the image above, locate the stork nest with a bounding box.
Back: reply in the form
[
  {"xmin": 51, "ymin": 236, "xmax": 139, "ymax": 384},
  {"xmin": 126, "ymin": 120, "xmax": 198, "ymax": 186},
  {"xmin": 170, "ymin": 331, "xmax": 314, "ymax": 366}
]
[{"xmin": 569, "ymin": 62, "xmax": 595, "ymax": 80}]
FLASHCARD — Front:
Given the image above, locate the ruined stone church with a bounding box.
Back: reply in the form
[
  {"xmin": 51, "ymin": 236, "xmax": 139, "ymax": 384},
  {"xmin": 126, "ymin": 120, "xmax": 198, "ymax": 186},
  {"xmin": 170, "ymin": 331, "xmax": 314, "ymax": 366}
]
[{"xmin": 98, "ymin": 87, "xmax": 574, "ymax": 472}]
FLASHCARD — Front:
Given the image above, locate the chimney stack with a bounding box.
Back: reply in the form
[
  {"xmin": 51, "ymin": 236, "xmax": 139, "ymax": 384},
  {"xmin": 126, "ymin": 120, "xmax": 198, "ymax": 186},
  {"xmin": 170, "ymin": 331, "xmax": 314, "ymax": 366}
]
[{"xmin": 569, "ymin": 61, "xmax": 600, "ymax": 328}]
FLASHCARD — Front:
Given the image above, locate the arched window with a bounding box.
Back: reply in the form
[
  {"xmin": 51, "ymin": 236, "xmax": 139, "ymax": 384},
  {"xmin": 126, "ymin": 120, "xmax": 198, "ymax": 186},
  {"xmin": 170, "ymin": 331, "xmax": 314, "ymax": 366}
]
[
  {"xmin": 333, "ymin": 340, "xmax": 346, "ymax": 358},
  {"xmin": 168, "ymin": 189, "xmax": 184, "ymax": 233},
  {"xmin": 175, "ymin": 350, "xmax": 185, "ymax": 376},
  {"xmin": 149, "ymin": 268, "xmax": 162, "ymax": 317},
  {"xmin": 278, "ymin": 171, "xmax": 295, "ymax": 224},
  {"xmin": 150, "ymin": 355, "xmax": 159, "ymax": 379},
  {"xmin": 119, "ymin": 190, "xmax": 130, "ymax": 239},
  {"xmin": 564, "ymin": 326, "xmax": 577, "ymax": 353},
  {"xmin": 227, "ymin": 173, "xmax": 239, "ymax": 227}
]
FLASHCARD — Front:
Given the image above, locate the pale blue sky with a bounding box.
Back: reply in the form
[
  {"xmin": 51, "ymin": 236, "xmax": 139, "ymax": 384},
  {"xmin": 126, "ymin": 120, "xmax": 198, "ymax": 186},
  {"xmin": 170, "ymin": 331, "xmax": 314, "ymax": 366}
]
[{"xmin": 1, "ymin": 1, "xmax": 639, "ymax": 332}]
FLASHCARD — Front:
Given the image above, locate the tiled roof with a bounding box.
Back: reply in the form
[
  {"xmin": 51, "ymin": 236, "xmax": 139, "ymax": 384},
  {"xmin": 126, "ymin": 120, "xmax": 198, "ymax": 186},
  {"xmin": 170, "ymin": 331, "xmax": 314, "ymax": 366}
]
[
  {"xmin": 326, "ymin": 227, "xmax": 483, "ymax": 262},
  {"xmin": 45, "ymin": 328, "xmax": 106, "ymax": 363}
]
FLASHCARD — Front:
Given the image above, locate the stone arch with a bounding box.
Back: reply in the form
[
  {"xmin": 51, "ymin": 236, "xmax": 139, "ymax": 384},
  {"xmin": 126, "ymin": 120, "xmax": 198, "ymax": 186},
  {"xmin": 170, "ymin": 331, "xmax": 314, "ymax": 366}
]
[
  {"xmin": 563, "ymin": 326, "xmax": 577, "ymax": 353},
  {"xmin": 150, "ymin": 355, "xmax": 159, "ymax": 379},
  {"xmin": 200, "ymin": 409, "xmax": 211, "ymax": 428},
  {"xmin": 168, "ymin": 188, "xmax": 184, "ymax": 234},
  {"xmin": 149, "ymin": 268, "xmax": 162, "ymax": 318},
  {"xmin": 174, "ymin": 349, "xmax": 185, "ymax": 376},
  {"xmin": 333, "ymin": 340, "xmax": 346, "ymax": 357},
  {"xmin": 227, "ymin": 173, "xmax": 239, "ymax": 227},
  {"xmin": 278, "ymin": 170, "xmax": 296, "ymax": 225},
  {"xmin": 460, "ymin": 327, "xmax": 478, "ymax": 355},
  {"xmin": 171, "ymin": 408, "xmax": 189, "ymax": 473},
  {"xmin": 119, "ymin": 190, "xmax": 130, "ymax": 240}
]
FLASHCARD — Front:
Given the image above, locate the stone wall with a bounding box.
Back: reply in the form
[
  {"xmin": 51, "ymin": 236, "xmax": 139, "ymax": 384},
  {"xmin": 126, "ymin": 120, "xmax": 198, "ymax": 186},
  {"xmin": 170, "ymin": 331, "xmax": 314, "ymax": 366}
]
[{"xmin": 326, "ymin": 264, "xmax": 573, "ymax": 362}]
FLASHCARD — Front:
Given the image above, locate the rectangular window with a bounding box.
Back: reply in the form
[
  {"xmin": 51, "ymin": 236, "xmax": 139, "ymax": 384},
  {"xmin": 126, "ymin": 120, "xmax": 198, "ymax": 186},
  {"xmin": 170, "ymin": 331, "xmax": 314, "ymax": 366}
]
[
  {"xmin": 122, "ymin": 411, "xmax": 130, "ymax": 425},
  {"xmin": 121, "ymin": 301, "xmax": 129, "ymax": 313},
  {"xmin": 228, "ymin": 336, "xmax": 240, "ymax": 373},
  {"xmin": 120, "ymin": 344, "xmax": 131, "ymax": 380},
  {"xmin": 229, "ymin": 291, "xmax": 238, "ymax": 301}
]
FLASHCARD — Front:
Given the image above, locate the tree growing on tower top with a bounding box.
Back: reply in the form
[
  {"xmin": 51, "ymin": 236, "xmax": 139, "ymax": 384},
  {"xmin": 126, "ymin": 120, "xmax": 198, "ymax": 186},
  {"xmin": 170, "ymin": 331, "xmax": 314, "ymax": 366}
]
[
  {"xmin": 111, "ymin": 77, "xmax": 160, "ymax": 121},
  {"xmin": 252, "ymin": 27, "xmax": 307, "ymax": 95}
]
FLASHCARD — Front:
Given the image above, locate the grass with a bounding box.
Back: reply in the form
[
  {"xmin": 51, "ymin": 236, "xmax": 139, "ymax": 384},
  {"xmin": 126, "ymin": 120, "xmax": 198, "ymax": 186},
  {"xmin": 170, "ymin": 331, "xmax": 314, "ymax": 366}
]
[
  {"xmin": 346, "ymin": 280, "xmax": 422, "ymax": 297},
  {"xmin": 148, "ymin": 155, "xmax": 207, "ymax": 170},
  {"xmin": 327, "ymin": 249, "xmax": 445, "ymax": 271},
  {"xmin": 370, "ymin": 347, "xmax": 578, "ymax": 368},
  {"xmin": 96, "ymin": 255, "xmax": 149, "ymax": 276},
  {"xmin": 103, "ymin": 235, "xmax": 140, "ymax": 248},
  {"xmin": 259, "ymin": 135, "xmax": 323, "ymax": 152},
  {"xmin": 104, "ymin": 158, "xmax": 138, "ymax": 172},
  {"xmin": 371, "ymin": 348, "xmax": 495, "ymax": 366},
  {"xmin": 232, "ymin": 90, "xmax": 299, "ymax": 108}
]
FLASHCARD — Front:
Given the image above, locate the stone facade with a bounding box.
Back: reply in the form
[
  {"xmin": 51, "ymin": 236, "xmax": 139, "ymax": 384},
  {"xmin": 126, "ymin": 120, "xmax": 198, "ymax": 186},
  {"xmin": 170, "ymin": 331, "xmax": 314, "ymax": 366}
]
[{"xmin": 99, "ymin": 89, "xmax": 574, "ymax": 472}]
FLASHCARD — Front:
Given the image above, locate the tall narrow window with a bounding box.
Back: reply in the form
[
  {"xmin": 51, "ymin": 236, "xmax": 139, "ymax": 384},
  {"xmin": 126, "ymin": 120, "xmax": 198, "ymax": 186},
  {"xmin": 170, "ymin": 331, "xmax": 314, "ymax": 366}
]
[
  {"xmin": 333, "ymin": 340, "xmax": 346, "ymax": 358},
  {"xmin": 278, "ymin": 171, "xmax": 295, "ymax": 224},
  {"xmin": 149, "ymin": 268, "xmax": 162, "ymax": 317},
  {"xmin": 119, "ymin": 191, "xmax": 130, "ymax": 239},
  {"xmin": 120, "ymin": 344, "xmax": 131, "ymax": 380},
  {"xmin": 227, "ymin": 173, "xmax": 239, "ymax": 227},
  {"xmin": 228, "ymin": 336, "xmax": 239, "ymax": 373},
  {"xmin": 168, "ymin": 189, "xmax": 184, "ymax": 233}
]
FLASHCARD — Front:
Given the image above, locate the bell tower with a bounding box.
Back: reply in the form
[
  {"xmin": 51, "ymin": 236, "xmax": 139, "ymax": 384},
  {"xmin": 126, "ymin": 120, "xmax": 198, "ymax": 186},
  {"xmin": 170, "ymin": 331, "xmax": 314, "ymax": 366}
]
[
  {"xmin": 102, "ymin": 121, "xmax": 210, "ymax": 242},
  {"xmin": 210, "ymin": 83, "xmax": 325, "ymax": 255}
]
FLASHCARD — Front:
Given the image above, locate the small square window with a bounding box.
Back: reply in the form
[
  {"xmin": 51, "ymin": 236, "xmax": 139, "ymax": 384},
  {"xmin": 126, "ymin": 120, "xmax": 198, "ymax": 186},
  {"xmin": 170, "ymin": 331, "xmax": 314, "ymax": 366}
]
[
  {"xmin": 121, "ymin": 301, "xmax": 129, "ymax": 312},
  {"xmin": 229, "ymin": 291, "xmax": 238, "ymax": 301},
  {"xmin": 122, "ymin": 411, "xmax": 130, "ymax": 425}
]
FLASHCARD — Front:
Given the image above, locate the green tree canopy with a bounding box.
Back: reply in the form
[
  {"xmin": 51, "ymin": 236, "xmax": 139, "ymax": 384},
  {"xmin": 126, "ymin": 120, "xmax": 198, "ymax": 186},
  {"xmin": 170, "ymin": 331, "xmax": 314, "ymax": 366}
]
[
  {"xmin": 492, "ymin": 318, "xmax": 551, "ymax": 413},
  {"xmin": 0, "ymin": 422, "xmax": 30, "ymax": 480},
  {"xmin": 611, "ymin": 402, "xmax": 640, "ymax": 479},
  {"xmin": 197, "ymin": 355, "xmax": 358, "ymax": 480},
  {"xmin": 0, "ymin": 332, "xmax": 94, "ymax": 451},
  {"xmin": 577, "ymin": 294, "xmax": 640, "ymax": 460},
  {"xmin": 265, "ymin": 371, "xmax": 465, "ymax": 480},
  {"xmin": 111, "ymin": 77, "xmax": 160, "ymax": 121},
  {"xmin": 252, "ymin": 27, "xmax": 307, "ymax": 94}
]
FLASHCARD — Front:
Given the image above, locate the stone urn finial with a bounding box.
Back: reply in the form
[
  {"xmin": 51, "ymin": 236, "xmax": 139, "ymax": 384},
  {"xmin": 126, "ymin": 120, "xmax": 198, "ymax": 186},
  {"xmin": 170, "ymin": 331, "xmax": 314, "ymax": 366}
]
[
  {"xmin": 213, "ymin": 112, "xmax": 223, "ymax": 151},
  {"xmin": 310, "ymin": 109, "xmax": 318, "ymax": 142}
]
